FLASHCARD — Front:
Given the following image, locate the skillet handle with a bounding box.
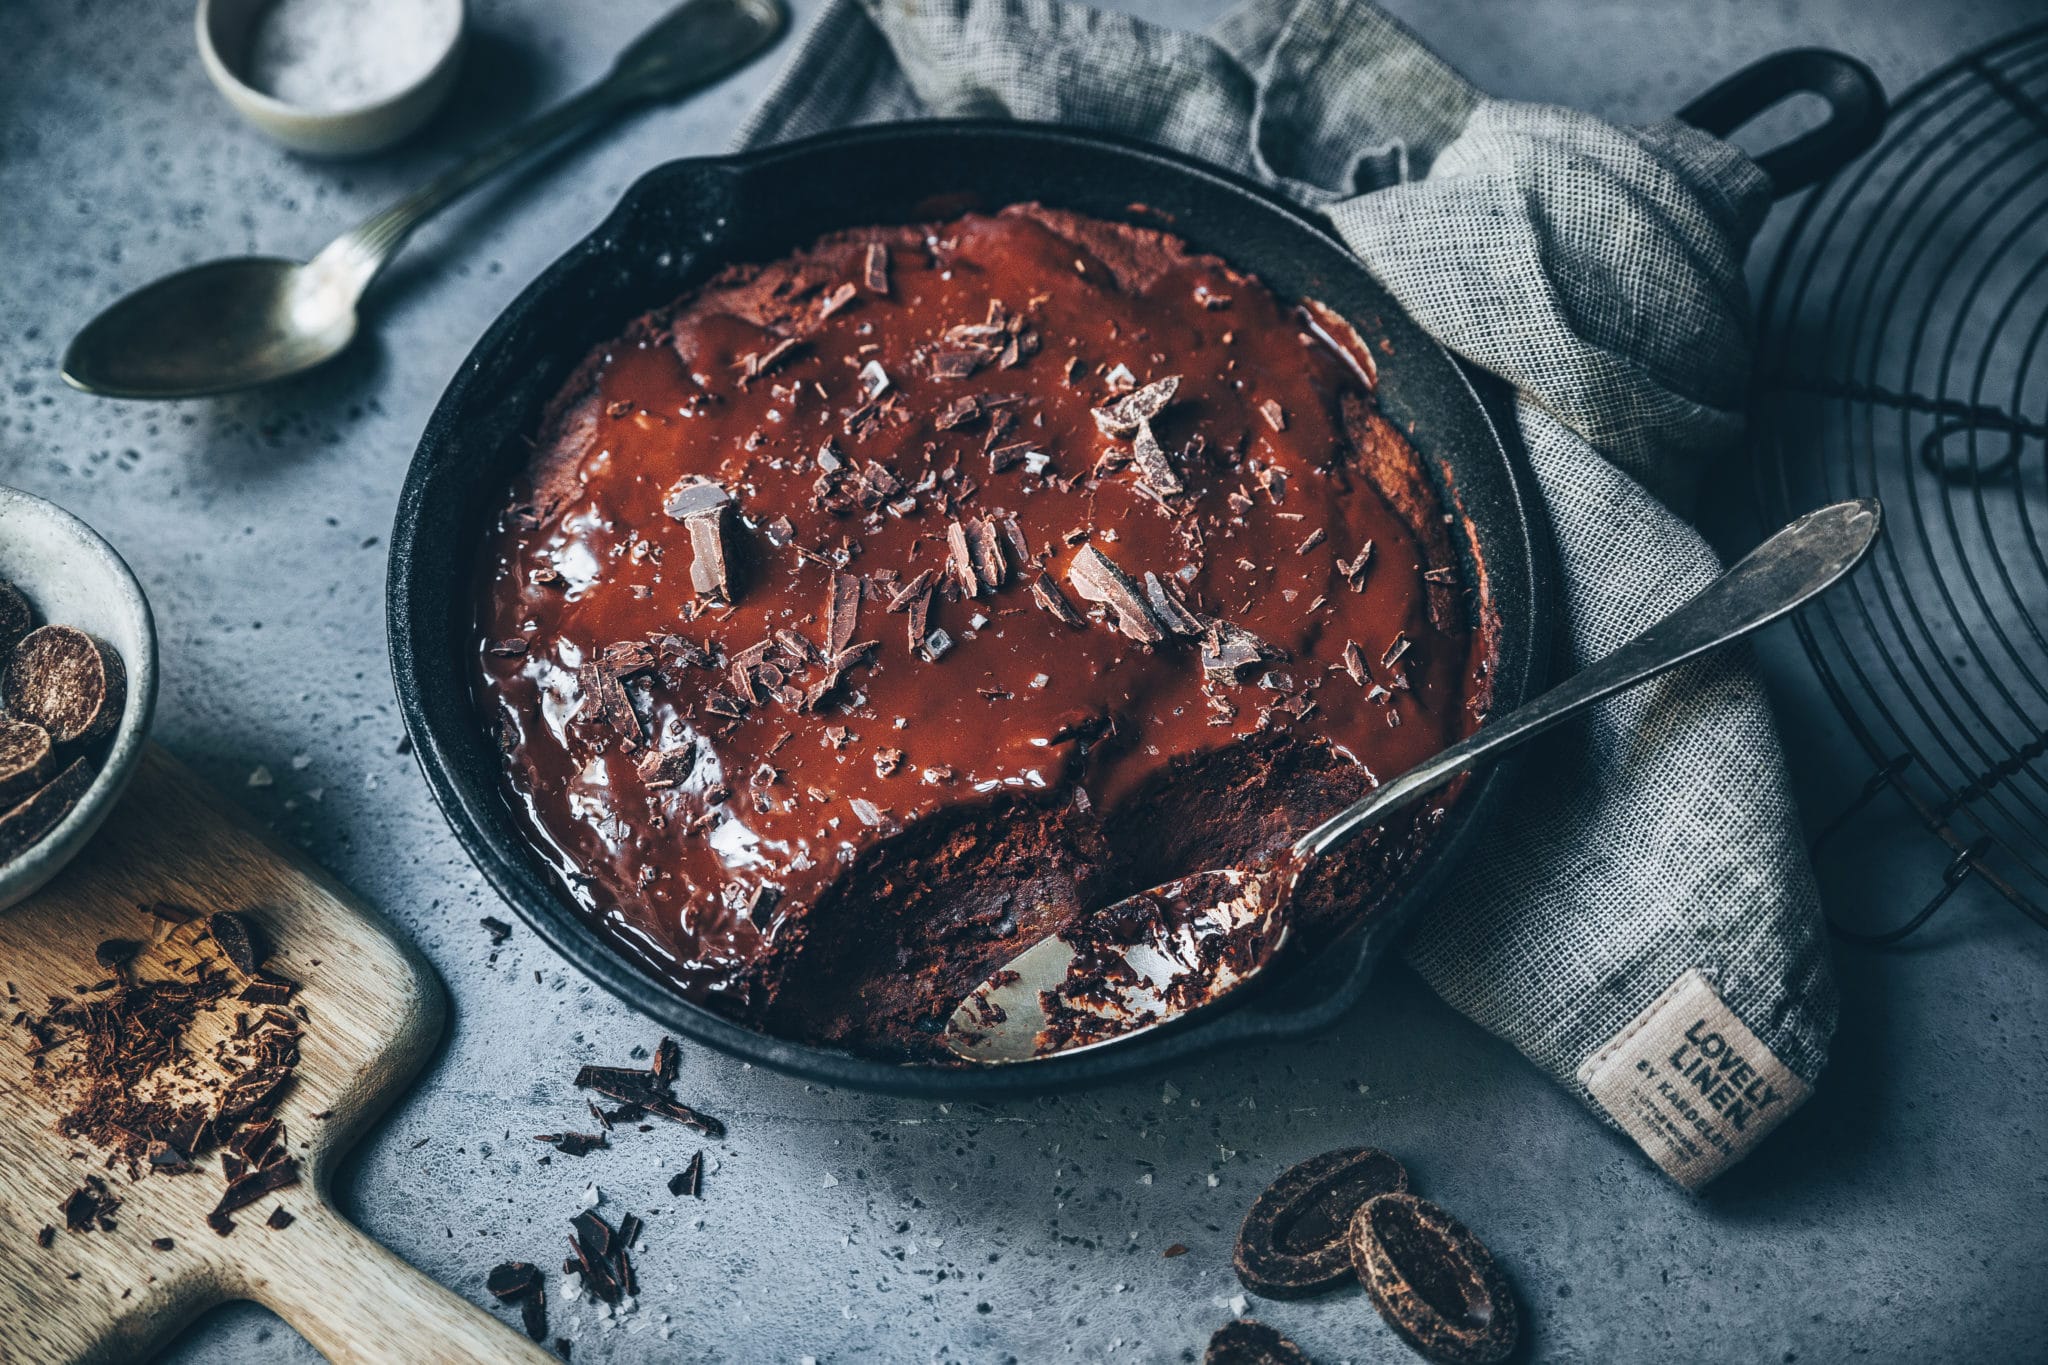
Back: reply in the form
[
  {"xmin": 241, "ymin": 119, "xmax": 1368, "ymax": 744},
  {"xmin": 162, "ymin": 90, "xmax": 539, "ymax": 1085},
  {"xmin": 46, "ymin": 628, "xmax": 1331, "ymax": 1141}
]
[{"xmin": 1677, "ymin": 48, "xmax": 1886, "ymax": 198}]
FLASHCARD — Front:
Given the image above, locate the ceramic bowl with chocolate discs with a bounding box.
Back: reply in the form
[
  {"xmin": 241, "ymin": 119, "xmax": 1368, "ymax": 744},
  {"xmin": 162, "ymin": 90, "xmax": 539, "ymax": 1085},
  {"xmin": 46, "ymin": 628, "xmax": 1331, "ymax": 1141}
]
[
  {"xmin": 395, "ymin": 124, "xmax": 1551, "ymax": 1089},
  {"xmin": 0, "ymin": 485, "xmax": 158, "ymax": 910}
]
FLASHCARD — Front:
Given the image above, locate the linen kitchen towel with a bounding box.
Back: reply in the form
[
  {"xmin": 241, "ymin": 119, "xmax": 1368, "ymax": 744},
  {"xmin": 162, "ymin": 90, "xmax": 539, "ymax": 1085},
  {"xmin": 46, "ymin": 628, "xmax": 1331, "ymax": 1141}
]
[{"xmin": 739, "ymin": 0, "xmax": 1834, "ymax": 1188}]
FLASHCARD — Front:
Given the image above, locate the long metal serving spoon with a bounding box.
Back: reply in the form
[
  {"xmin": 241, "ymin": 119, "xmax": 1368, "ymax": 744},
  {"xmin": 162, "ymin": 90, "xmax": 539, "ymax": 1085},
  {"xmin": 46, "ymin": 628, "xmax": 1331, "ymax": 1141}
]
[
  {"xmin": 946, "ymin": 497, "xmax": 1884, "ymax": 1064},
  {"xmin": 60, "ymin": 0, "xmax": 785, "ymax": 400}
]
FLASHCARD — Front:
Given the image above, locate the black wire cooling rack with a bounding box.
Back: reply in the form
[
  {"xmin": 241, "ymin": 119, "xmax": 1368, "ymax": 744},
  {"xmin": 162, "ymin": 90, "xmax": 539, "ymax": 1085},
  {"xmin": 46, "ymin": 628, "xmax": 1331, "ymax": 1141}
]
[{"xmin": 1752, "ymin": 22, "xmax": 2048, "ymax": 943}]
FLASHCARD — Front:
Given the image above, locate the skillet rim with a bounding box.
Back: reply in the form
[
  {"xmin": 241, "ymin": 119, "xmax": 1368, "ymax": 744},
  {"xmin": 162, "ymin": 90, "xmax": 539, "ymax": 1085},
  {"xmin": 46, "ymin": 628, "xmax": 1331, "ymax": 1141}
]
[{"xmin": 388, "ymin": 118, "xmax": 1555, "ymax": 1097}]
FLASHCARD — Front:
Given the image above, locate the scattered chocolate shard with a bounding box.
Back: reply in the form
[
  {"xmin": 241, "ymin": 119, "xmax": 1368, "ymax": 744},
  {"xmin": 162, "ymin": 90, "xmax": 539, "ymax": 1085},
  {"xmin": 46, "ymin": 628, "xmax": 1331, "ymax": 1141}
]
[
  {"xmin": 216, "ymin": 1065, "xmax": 293, "ymax": 1125},
  {"xmin": 859, "ymin": 459, "xmax": 904, "ymax": 504},
  {"xmin": 1130, "ymin": 417, "xmax": 1183, "ymax": 496},
  {"xmin": 636, "ymin": 745, "xmax": 694, "ymax": 789},
  {"xmin": 266, "ymin": 1206, "xmax": 294, "ymax": 1230},
  {"xmin": 663, "ymin": 477, "xmax": 739, "ymax": 602},
  {"xmin": 946, "ymin": 521, "xmax": 983, "ymax": 597},
  {"xmin": 988, "ymin": 441, "xmax": 1033, "ymax": 474},
  {"xmin": 574, "ymin": 1067, "xmax": 726, "ymax": 1138},
  {"xmin": 886, "ymin": 569, "xmax": 936, "ymax": 613},
  {"xmin": 935, "ymin": 395, "xmax": 982, "ymax": 431},
  {"xmin": 238, "ymin": 970, "xmax": 299, "ymax": 1005},
  {"xmin": 3, "ymin": 624, "xmax": 126, "ymax": 745},
  {"xmin": 94, "ymin": 937, "xmax": 143, "ymax": 970},
  {"xmin": 1259, "ymin": 398, "xmax": 1288, "ymax": 432},
  {"xmin": 207, "ymin": 1156, "xmax": 299, "ymax": 1235},
  {"xmin": 1296, "ymin": 528, "xmax": 1326, "ymax": 555},
  {"xmin": 863, "ymin": 241, "xmax": 890, "ymax": 294},
  {"xmin": 0, "ymin": 580, "xmax": 30, "ymax": 657},
  {"xmin": 971, "ymin": 518, "xmax": 1008, "ymax": 589},
  {"xmin": 1031, "ymin": 572, "xmax": 1087, "ymax": 628},
  {"xmin": 521, "ymin": 1286, "xmax": 549, "ymax": 1342},
  {"xmin": 1090, "ymin": 374, "xmax": 1180, "ymax": 437},
  {"xmin": 1343, "ymin": 641, "xmax": 1370, "ymax": 686},
  {"xmin": 670, "ymin": 1149, "xmax": 705, "ymax": 1198},
  {"xmin": 919, "ymin": 628, "xmax": 954, "ymax": 662},
  {"xmin": 536, "ymin": 1131, "xmax": 609, "ymax": 1157},
  {"xmin": 817, "ymin": 281, "xmax": 858, "ymax": 319},
  {"xmin": 575, "ymin": 664, "xmax": 642, "ymax": 746},
  {"xmin": 485, "ymin": 638, "xmax": 529, "ymax": 658},
  {"xmin": 1337, "ymin": 541, "xmax": 1374, "ymax": 590},
  {"xmin": 1142, "ymin": 573, "xmax": 1203, "ymax": 637},
  {"xmin": 148, "ymin": 1142, "xmax": 196, "ymax": 1175},
  {"xmin": 488, "ymin": 1261, "xmax": 541, "ymax": 1300},
  {"xmin": 0, "ymin": 756, "xmax": 94, "ymax": 864},
  {"xmin": 1067, "ymin": 545, "xmax": 1165, "ymax": 644},
  {"xmin": 1201, "ymin": 618, "xmax": 1282, "ymax": 682},
  {"xmin": 0, "ymin": 715, "xmax": 54, "ymax": 808},
  {"xmin": 874, "ymin": 748, "xmax": 906, "ymax": 778},
  {"xmin": 735, "ymin": 335, "xmax": 803, "ymax": 382},
  {"xmin": 827, "ymin": 573, "xmax": 862, "ymax": 654},
  {"xmin": 36, "ymin": 1225, "xmax": 55, "ymax": 1249},
  {"xmin": 208, "ymin": 912, "xmax": 266, "ymax": 975},
  {"xmin": 652, "ymin": 1035, "xmax": 681, "ymax": 1085},
  {"xmin": 1382, "ymin": 633, "xmax": 1412, "ymax": 669},
  {"xmin": 151, "ymin": 1236, "xmax": 174, "ymax": 1251}
]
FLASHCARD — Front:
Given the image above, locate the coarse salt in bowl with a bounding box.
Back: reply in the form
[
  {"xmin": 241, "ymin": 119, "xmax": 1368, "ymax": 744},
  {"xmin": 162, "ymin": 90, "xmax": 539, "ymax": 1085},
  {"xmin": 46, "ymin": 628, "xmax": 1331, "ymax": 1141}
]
[{"xmin": 196, "ymin": 0, "xmax": 467, "ymax": 157}]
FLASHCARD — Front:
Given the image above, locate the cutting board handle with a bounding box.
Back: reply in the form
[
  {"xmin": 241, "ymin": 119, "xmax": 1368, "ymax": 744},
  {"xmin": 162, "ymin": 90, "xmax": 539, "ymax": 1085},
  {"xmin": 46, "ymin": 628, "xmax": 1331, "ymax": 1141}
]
[{"xmin": 236, "ymin": 1196, "xmax": 555, "ymax": 1364}]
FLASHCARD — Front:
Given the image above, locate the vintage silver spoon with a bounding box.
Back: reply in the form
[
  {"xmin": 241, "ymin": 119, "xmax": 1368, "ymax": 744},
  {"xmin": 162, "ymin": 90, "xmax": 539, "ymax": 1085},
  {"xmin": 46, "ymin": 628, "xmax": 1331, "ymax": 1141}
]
[
  {"xmin": 60, "ymin": 0, "xmax": 785, "ymax": 400},
  {"xmin": 946, "ymin": 497, "xmax": 1883, "ymax": 1064}
]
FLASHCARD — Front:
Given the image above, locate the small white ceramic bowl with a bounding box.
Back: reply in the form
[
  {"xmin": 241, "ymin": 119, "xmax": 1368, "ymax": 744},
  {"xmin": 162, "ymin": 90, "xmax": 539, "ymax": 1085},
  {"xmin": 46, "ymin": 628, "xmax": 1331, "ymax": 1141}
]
[
  {"xmin": 196, "ymin": 0, "xmax": 467, "ymax": 158},
  {"xmin": 0, "ymin": 486, "xmax": 159, "ymax": 912}
]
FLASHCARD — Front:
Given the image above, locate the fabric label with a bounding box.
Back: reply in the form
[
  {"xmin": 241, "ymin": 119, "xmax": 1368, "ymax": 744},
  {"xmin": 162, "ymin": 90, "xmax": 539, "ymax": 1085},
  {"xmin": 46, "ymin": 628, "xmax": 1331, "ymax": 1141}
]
[{"xmin": 1577, "ymin": 968, "xmax": 1811, "ymax": 1189}]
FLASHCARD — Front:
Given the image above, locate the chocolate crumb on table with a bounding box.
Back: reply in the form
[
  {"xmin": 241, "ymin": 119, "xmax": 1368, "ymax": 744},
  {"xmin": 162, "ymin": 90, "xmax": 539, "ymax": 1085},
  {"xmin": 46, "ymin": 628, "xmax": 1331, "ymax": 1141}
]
[{"xmin": 475, "ymin": 203, "xmax": 1493, "ymax": 1062}]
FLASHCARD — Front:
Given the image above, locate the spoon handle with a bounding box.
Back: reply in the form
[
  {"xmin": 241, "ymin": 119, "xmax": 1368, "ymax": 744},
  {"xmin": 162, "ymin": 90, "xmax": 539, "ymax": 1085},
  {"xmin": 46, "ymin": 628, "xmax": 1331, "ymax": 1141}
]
[
  {"xmin": 1293, "ymin": 498, "xmax": 1883, "ymax": 861},
  {"xmin": 309, "ymin": 0, "xmax": 786, "ymax": 294}
]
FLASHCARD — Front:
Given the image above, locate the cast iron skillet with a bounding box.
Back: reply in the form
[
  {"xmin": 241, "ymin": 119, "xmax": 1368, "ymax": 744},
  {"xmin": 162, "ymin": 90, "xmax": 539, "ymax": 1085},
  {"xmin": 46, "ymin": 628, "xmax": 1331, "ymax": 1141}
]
[{"xmin": 389, "ymin": 51, "xmax": 1882, "ymax": 1097}]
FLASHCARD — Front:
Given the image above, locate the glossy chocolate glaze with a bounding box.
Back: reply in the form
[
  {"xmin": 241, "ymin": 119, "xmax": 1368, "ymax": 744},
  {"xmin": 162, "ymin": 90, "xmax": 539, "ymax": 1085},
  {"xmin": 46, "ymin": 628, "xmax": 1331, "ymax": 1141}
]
[{"xmin": 474, "ymin": 204, "xmax": 1490, "ymax": 1056}]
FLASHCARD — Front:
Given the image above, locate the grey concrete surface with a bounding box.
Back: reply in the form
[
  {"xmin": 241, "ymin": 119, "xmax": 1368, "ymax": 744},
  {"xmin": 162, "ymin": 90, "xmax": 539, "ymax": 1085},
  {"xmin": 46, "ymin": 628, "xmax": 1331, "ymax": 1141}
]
[{"xmin": 3, "ymin": 1, "xmax": 2044, "ymax": 1361}]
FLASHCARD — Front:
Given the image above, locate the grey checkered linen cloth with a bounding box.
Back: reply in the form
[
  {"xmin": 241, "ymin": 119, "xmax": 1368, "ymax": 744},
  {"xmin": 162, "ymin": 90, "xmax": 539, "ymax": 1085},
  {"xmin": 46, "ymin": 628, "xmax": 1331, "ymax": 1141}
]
[{"xmin": 739, "ymin": 0, "xmax": 1834, "ymax": 1179}]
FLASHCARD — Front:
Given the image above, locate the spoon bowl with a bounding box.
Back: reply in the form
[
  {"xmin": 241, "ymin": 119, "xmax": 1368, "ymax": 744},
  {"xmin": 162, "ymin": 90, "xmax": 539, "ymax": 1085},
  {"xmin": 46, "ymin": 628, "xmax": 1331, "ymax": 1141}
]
[{"xmin": 62, "ymin": 256, "xmax": 360, "ymax": 399}]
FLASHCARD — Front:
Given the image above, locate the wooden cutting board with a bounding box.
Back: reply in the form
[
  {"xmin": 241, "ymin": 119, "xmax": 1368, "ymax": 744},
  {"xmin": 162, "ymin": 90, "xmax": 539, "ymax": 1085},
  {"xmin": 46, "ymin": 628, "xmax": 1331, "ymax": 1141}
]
[{"xmin": 0, "ymin": 746, "xmax": 552, "ymax": 1364}]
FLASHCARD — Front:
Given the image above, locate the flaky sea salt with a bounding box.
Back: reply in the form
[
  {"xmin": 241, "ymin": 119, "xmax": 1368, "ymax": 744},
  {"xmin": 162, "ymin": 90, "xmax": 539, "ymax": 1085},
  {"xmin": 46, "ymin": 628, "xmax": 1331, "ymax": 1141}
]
[{"xmin": 245, "ymin": 0, "xmax": 459, "ymax": 112}]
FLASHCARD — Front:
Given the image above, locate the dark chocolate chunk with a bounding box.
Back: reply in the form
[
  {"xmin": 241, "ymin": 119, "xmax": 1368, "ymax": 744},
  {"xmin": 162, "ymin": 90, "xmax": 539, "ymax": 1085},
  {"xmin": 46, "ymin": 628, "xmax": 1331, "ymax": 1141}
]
[
  {"xmin": 1130, "ymin": 417, "xmax": 1184, "ymax": 496},
  {"xmin": 1342, "ymin": 641, "xmax": 1370, "ymax": 686},
  {"xmin": 1201, "ymin": 619, "xmax": 1283, "ymax": 683},
  {"xmin": 151, "ymin": 1236, "xmax": 174, "ymax": 1251},
  {"xmin": 521, "ymin": 1284, "xmax": 549, "ymax": 1341},
  {"xmin": 94, "ymin": 937, "xmax": 143, "ymax": 970},
  {"xmin": 573, "ymin": 1066, "xmax": 725, "ymax": 1139},
  {"xmin": 488, "ymin": 1261, "xmax": 542, "ymax": 1300},
  {"xmin": 216, "ymin": 1065, "xmax": 293, "ymax": 1124},
  {"xmin": 1142, "ymin": 573, "xmax": 1203, "ymax": 637},
  {"xmin": 0, "ymin": 580, "xmax": 31, "ymax": 658},
  {"xmin": 480, "ymin": 915, "xmax": 514, "ymax": 945},
  {"xmin": 1030, "ymin": 572, "xmax": 1087, "ymax": 628},
  {"xmin": 535, "ymin": 1131, "xmax": 609, "ymax": 1157},
  {"xmin": 1067, "ymin": 545, "xmax": 1164, "ymax": 644},
  {"xmin": 266, "ymin": 1206, "xmax": 295, "ymax": 1230},
  {"xmin": 1259, "ymin": 399, "xmax": 1288, "ymax": 433},
  {"xmin": 1204, "ymin": 1319, "xmax": 1313, "ymax": 1365},
  {"xmin": 0, "ymin": 715, "xmax": 54, "ymax": 807},
  {"xmin": 827, "ymin": 573, "xmax": 862, "ymax": 654},
  {"xmin": 652, "ymin": 1035, "xmax": 681, "ymax": 1085},
  {"xmin": 663, "ymin": 477, "xmax": 739, "ymax": 602},
  {"xmin": 946, "ymin": 521, "xmax": 983, "ymax": 598},
  {"xmin": 1234, "ymin": 1148, "xmax": 1408, "ymax": 1299},
  {"xmin": 208, "ymin": 912, "xmax": 266, "ymax": 975},
  {"xmin": 237, "ymin": 971, "xmax": 299, "ymax": 1005},
  {"xmin": 863, "ymin": 241, "xmax": 891, "ymax": 294},
  {"xmin": 3, "ymin": 625, "xmax": 126, "ymax": 745},
  {"xmin": 1091, "ymin": 375, "xmax": 1180, "ymax": 438},
  {"xmin": 1348, "ymin": 1193, "xmax": 1519, "ymax": 1365},
  {"xmin": 669, "ymin": 1149, "xmax": 705, "ymax": 1198},
  {"xmin": 36, "ymin": 1225, "xmax": 55, "ymax": 1248},
  {"xmin": 207, "ymin": 1156, "xmax": 300, "ymax": 1235},
  {"xmin": 0, "ymin": 757, "xmax": 95, "ymax": 863},
  {"xmin": 1337, "ymin": 541, "xmax": 1374, "ymax": 591},
  {"xmin": 887, "ymin": 570, "xmax": 936, "ymax": 614}
]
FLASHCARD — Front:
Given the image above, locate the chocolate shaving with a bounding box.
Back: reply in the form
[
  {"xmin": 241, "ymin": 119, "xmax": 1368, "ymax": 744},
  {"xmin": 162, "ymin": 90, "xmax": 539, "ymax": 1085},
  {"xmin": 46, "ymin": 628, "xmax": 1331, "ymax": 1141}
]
[
  {"xmin": 935, "ymin": 395, "xmax": 982, "ymax": 431},
  {"xmin": 1066, "ymin": 545, "xmax": 1165, "ymax": 644},
  {"xmin": 1337, "ymin": 541, "xmax": 1374, "ymax": 591},
  {"xmin": 863, "ymin": 242, "xmax": 890, "ymax": 294},
  {"xmin": 1129, "ymin": 418, "xmax": 1183, "ymax": 496},
  {"xmin": 1142, "ymin": 573, "xmax": 1203, "ymax": 637},
  {"xmin": 207, "ymin": 1156, "xmax": 299, "ymax": 1235},
  {"xmin": 946, "ymin": 521, "xmax": 983, "ymax": 598},
  {"xmin": 971, "ymin": 518, "xmax": 1008, "ymax": 590},
  {"xmin": 574, "ymin": 1065, "xmax": 725, "ymax": 1138},
  {"xmin": 237, "ymin": 970, "xmax": 299, "ymax": 1006},
  {"xmin": 1090, "ymin": 375, "xmax": 1180, "ymax": 438},
  {"xmin": 827, "ymin": 573, "xmax": 862, "ymax": 654},
  {"xmin": 886, "ymin": 569, "xmax": 936, "ymax": 613},
  {"xmin": 536, "ymin": 1131, "xmax": 609, "ymax": 1157},
  {"xmin": 208, "ymin": 912, "xmax": 265, "ymax": 975},
  {"xmin": 481, "ymin": 915, "xmax": 513, "ymax": 944},
  {"xmin": 652, "ymin": 1035, "xmax": 681, "ymax": 1085},
  {"xmin": 1343, "ymin": 641, "xmax": 1371, "ymax": 686},
  {"xmin": 670, "ymin": 1149, "xmax": 705, "ymax": 1198},
  {"xmin": 1031, "ymin": 572, "xmax": 1087, "ymax": 628},
  {"xmin": 1201, "ymin": 618, "xmax": 1283, "ymax": 682}
]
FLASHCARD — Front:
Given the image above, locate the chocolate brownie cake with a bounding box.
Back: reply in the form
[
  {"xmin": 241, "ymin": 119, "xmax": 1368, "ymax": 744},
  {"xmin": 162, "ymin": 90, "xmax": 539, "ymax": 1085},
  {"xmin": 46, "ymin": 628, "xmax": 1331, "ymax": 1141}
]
[{"xmin": 474, "ymin": 204, "xmax": 1496, "ymax": 1061}]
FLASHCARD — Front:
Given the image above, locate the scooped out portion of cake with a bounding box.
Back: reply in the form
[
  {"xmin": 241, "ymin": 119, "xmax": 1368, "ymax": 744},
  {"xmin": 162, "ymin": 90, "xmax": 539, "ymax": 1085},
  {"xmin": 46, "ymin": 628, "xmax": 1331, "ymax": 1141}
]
[{"xmin": 474, "ymin": 203, "xmax": 1494, "ymax": 1060}]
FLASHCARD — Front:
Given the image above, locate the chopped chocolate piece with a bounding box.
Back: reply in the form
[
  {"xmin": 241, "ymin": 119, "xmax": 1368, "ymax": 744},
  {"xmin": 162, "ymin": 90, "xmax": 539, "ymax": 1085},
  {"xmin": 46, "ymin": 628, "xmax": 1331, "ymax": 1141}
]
[
  {"xmin": 1342, "ymin": 641, "xmax": 1370, "ymax": 686},
  {"xmin": 1349, "ymin": 1193, "xmax": 1519, "ymax": 1365},
  {"xmin": 486, "ymin": 638, "xmax": 529, "ymax": 658},
  {"xmin": 1259, "ymin": 399, "xmax": 1288, "ymax": 433},
  {"xmin": 1382, "ymin": 633, "xmax": 1412, "ymax": 669},
  {"xmin": 971, "ymin": 518, "xmax": 1008, "ymax": 590},
  {"xmin": 1204, "ymin": 1319, "xmax": 1312, "ymax": 1365},
  {"xmin": 863, "ymin": 241, "xmax": 890, "ymax": 294},
  {"xmin": 886, "ymin": 570, "xmax": 936, "ymax": 613},
  {"xmin": 652, "ymin": 1035, "xmax": 681, "ymax": 1085},
  {"xmin": 1067, "ymin": 545, "xmax": 1164, "ymax": 644},
  {"xmin": 216, "ymin": 1065, "xmax": 293, "ymax": 1125},
  {"xmin": 207, "ymin": 1156, "xmax": 300, "ymax": 1235},
  {"xmin": 94, "ymin": 937, "xmax": 143, "ymax": 970},
  {"xmin": 920, "ymin": 628, "xmax": 955, "ymax": 661},
  {"xmin": 935, "ymin": 395, "xmax": 982, "ymax": 431},
  {"xmin": 536, "ymin": 1131, "xmax": 609, "ymax": 1157},
  {"xmin": 0, "ymin": 715, "xmax": 54, "ymax": 808},
  {"xmin": 670, "ymin": 1149, "xmax": 705, "ymax": 1198},
  {"xmin": 1201, "ymin": 619, "xmax": 1282, "ymax": 682},
  {"xmin": 238, "ymin": 970, "xmax": 299, "ymax": 1006},
  {"xmin": 1143, "ymin": 573, "xmax": 1203, "ymax": 637},
  {"xmin": 480, "ymin": 915, "xmax": 514, "ymax": 945},
  {"xmin": 818, "ymin": 281, "xmax": 858, "ymax": 319},
  {"xmin": 0, "ymin": 580, "xmax": 31, "ymax": 658},
  {"xmin": 1337, "ymin": 541, "xmax": 1374, "ymax": 590},
  {"xmin": 521, "ymin": 1286, "xmax": 549, "ymax": 1342},
  {"xmin": 874, "ymin": 748, "xmax": 906, "ymax": 778},
  {"xmin": 1130, "ymin": 417, "xmax": 1183, "ymax": 496},
  {"xmin": 946, "ymin": 521, "xmax": 983, "ymax": 598},
  {"xmin": 1235, "ymin": 1147, "xmax": 1409, "ymax": 1299},
  {"xmin": 208, "ymin": 912, "xmax": 265, "ymax": 975},
  {"xmin": 827, "ymin": 573, "xmax": 862, "ymax": 654},
  {"xmin": 1296, "ymin": 529, "xmax": 1326, "ymax": 555},
  {"xmin": 574, "ymin": 1066, "xmax": 726, "ymax": 1139},
  {"xmin": 148, "ymin": 1142, "xmax": 196, "ymax": 1174},
  {"xmin": 663, "ymin": 477, "xmax": 739, "ymax": 602},
  {"xmin": 266, "ymin": 1206, "xmax": 295, "ymax": 1230},
  {"xmin": 3, "ymin": 625, "xmax": 126, "ymax": 745},
  {"xmin": 36, "ymin": 1225, "xmax": 55, "ymax": 1248},
  {"xmin": 151, "ymin": 1236, "xmax": 174, "ymax": 1251},
  {"xmin": 0, "ymin": 756, "xmax": 94, "ymax": 864},
  {"xmin": 1090, "ymin": 374, "xmax": 1180, "ymax": 438},
  {"xmin": 1030, "ymin": 572, "xmax": 1087, "ymax": 628},
  {"xmin": 488, "ymin": 1261, "xmax": 541, "ymax": 1300},
  {"xmin": 735, "ymin": 336, "xmax": 804, "ymax": 382}
]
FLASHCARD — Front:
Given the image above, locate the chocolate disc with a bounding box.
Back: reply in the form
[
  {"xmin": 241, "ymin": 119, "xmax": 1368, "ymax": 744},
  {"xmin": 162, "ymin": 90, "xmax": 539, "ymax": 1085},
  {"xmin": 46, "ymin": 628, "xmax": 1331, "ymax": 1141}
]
[
  {"xmin": 1204, "ymin": 1318, "xmax": 1313, "ymax": 1365},
  {"xmin": 0, "ymin": 715, "xmax": 54, "ymax": 806},
  {"xmin": 0, "ymin": 580, "xmax": 31, "ymax": 659},
  {"xmin": 1348, "ymin": 1193, "xmax": 1519, "ymax": 1365},
  {"xmin": 3, "ymin": 624, "xmax": 126, "ymax": 745},
  {"xmin": 1234, "ymin": 1147, "xmax": 1409, "ymax": 1299},
  {"xmin": 0, "ymin": 756, "xmax": 95, "ymax": 863}
]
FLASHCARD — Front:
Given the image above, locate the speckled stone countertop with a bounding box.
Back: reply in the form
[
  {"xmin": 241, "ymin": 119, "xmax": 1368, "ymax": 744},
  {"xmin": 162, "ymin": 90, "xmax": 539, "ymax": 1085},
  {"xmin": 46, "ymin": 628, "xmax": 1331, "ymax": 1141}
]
[{"xmin": 2, "ymin": 1, "xmax": 2042, "ymax": 1360}]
